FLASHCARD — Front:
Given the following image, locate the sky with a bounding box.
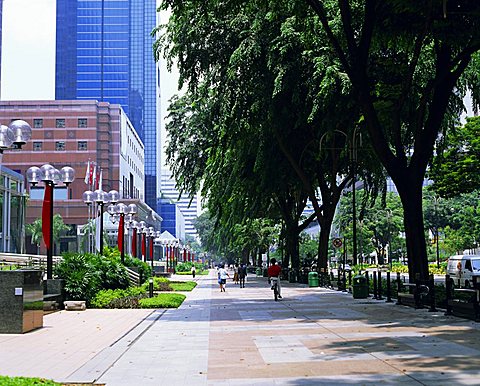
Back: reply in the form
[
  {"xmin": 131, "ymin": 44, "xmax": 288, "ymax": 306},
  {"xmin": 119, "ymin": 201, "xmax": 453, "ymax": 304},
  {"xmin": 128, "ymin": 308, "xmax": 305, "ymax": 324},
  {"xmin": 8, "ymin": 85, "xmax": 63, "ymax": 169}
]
[{"xmin": 1, "ymin": 0, "xmax": 56, "ymax": 100}]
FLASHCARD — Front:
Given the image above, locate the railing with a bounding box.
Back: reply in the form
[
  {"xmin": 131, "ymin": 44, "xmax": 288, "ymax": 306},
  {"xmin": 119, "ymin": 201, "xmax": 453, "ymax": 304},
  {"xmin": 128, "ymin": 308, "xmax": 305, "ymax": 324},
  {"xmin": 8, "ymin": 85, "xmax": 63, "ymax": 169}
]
[
  {"xmin": 125, "ymin": 266, "xmax": 140, "ymax": 287},
  {"xmin": 0, "ymin": 253, "xmax": 62, "ymax": 272}
]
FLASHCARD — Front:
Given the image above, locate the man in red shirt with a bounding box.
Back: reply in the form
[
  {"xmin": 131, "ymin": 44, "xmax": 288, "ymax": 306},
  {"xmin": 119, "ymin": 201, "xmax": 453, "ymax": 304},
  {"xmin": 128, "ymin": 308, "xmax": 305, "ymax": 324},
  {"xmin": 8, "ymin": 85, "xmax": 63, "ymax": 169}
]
[{"xmin": 267, "ymin": 258, "xmax": 282, "ymax": 298}]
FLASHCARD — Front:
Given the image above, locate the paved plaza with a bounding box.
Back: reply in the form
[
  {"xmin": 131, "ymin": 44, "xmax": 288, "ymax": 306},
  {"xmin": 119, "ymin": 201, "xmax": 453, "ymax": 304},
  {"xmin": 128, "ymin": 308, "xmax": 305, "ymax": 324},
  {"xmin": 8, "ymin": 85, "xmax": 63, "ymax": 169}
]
[{"xmin": 1, "ymin": 271, "xmax": 480, "ymax": 385}]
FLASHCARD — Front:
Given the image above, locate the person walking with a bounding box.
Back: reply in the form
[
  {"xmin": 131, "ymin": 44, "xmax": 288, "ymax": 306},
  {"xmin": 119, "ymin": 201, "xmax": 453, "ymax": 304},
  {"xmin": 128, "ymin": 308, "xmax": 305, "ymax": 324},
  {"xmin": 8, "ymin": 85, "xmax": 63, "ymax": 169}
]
[
  {"xmin": 233, "ymin": 263, "xmax": 239, "ymax": 285},
  {"xmin": 218, "ymin": 264, "xmax": 230, "ymax": 292},
  {"xmin": 239, "ymin": 263, "xmax": 247, "ymax": 288},
  {"xmin": 191, "ymin": 265, "xmax": 196, "ymax": 279}
]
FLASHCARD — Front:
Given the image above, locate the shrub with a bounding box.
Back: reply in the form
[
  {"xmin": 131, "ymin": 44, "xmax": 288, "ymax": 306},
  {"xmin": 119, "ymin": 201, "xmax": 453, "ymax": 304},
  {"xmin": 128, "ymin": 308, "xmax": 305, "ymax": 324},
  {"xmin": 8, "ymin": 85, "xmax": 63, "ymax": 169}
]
[
  {"xmin": 139, "ymin": 293, "xmax": 186, "ymax": 308},
  {"xmin": 0, "ymin": 376, "xmax": 60, "ymax": 385},
  {"xmin": 54, "ymin": 252, "xmax": 101, "ymax": 302},
  {"xmin": 175, "ymin": 261, "xmax": 205, "ymax": 273},
  {"xmin": 91, "ymin": 287, "xmax": 146, "ymax": 308},
  {"xmin": 123, "ymin": 253, "xmax": 152, "ymax": 283}
]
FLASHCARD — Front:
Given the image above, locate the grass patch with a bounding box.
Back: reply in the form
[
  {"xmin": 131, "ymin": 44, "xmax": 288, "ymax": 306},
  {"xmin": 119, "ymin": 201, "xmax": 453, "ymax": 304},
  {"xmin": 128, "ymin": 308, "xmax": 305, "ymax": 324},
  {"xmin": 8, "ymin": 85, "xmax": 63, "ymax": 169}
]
[
  {"xmin": 0, "ymin": 375, "xmax": 60, "ymax": 385},
  {"xmin": 169, "ymin": 281, "xmax": 197, "ymax": 291},
  {"xmin": 139, "ymin": 293, "xmax": 186, "ymax": 308},
  {"xmin": 176, "ymin": 270, "xmax": 209, "ymax": 275}
]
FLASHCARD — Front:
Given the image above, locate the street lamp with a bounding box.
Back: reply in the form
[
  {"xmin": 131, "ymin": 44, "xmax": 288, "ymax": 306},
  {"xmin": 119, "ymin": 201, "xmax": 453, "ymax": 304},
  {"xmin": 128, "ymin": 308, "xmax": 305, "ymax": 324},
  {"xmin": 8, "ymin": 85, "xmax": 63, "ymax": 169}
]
[
  {"xmin": 148, "ymin": 226, "xmax": 155, "ymax": 271},
  {"xmin": 26, "ymin": 164, "xmax": 75, "ymax": 279},
  {"xmin": 92, "ymin": 188, "xmax": 115, "ymax": 254},
  {"xmin": 433, "ymin": 196, "xmax": 441, "ymax": 269},
  {"xmin": 107, "ymin": 202, "xmax": 136, "ymax": 264},
  {"xmin": 82, "ymin": 190, "xmax": 95, "ymax": 253},
  {"xmin": 0, "ymin": 120, "xmax": 33, "ymax": 154}
]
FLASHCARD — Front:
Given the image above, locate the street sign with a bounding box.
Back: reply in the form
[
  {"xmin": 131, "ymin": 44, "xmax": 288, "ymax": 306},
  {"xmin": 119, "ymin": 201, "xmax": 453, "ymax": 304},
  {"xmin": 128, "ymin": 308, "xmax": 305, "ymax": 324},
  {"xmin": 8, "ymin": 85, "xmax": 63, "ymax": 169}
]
[{"xmin": 332, "ymin": 238, "xmax": 343, "ymax": 248}]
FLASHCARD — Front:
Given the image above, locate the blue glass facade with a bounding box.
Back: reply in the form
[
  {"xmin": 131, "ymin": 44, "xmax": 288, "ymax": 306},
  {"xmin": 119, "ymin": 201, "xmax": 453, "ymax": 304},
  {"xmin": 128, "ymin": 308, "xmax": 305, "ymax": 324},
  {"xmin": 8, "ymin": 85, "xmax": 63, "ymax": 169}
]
[
  {"xmin": 159, "ymin": 201, "xmax": 177, "ymax": 238},
  {"xmin": 55, "ymin": 0, "xmax": 158, "ymax": 209}
]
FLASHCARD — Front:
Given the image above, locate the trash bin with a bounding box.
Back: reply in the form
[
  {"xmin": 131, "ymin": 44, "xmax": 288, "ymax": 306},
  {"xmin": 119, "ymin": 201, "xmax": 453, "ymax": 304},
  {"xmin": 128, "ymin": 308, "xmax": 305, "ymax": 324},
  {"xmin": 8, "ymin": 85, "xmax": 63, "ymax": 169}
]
[
  {"xmin": 352, "ymin": 275, "xmax": 368, "ymax": 299},
  {"xmin": 308, "ymin": 272, "xmax": 319, "ymax": 287},
  {"xmin": 256, "ymin": 268, "xmax": 262, "ymax": 276},
  {"xmin": 0, "ymin": 270, "xmax": 43, "ymax": 333}
]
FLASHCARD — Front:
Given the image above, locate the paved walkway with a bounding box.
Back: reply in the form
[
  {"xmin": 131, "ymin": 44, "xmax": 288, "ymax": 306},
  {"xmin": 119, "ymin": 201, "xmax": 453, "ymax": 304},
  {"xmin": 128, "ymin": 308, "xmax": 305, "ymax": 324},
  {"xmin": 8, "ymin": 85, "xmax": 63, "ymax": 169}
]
[{"xmin": 1, "ymin": 271, "xmax": 480, "ymax": 385}]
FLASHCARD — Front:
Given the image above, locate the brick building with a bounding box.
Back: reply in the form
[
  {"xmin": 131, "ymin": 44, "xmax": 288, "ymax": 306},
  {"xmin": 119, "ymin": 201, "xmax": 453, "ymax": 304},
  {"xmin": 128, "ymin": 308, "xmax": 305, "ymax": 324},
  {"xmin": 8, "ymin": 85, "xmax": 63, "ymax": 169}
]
[{"xmin": 0, "ymin": 100, "xmax": 158, "ymax": 253}]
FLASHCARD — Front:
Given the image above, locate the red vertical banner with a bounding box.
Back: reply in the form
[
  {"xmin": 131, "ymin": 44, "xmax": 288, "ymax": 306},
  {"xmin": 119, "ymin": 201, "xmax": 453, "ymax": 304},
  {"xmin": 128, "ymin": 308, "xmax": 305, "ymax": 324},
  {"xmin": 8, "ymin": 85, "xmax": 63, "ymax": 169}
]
[
  {"xmin": 117, "ymin": 215, "xmax": 124, "ymax": 251},
  {"xmin": 141, "ymin": 233, "xmax": 146, "ymax": 260},
  {"xmin": 131, "ymin": 227, "xmax": 137, "ymax": 257},
  {"xmin": 42, "ymin": 183, "xmax": 53, "ymax": 250},
  {"xmin": 149, "ymin": 237, "xmax": 154, "ymax": 261},
  {"xmin": 183, "ymin": 248, "xmax": 186, "ymax": 262}
]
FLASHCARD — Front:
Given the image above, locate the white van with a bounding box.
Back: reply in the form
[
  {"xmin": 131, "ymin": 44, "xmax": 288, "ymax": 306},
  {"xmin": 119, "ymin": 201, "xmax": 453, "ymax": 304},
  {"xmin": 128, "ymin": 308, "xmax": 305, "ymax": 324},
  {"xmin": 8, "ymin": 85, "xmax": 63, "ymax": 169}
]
[{"xmin": 447, "ymin": 255, "xmax": 480, "ymax": 288}]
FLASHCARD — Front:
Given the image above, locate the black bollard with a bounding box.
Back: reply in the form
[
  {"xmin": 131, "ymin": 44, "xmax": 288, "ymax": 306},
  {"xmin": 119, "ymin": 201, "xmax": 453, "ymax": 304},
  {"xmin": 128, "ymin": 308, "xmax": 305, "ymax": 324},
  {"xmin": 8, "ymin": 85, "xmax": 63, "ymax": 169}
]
[
  {"xmin": 337, "ymin": 268, "xmax": 342, "ymax": 291},
  {"xmin": 473, "ymin": 276, "xmax": 480, "ymax": 322},
  {"xmin": 149, "ymin": 278, "xmax": 154, "ymax": 298},
  {"xmin": 445, "ymin": 274, "xmax": 453, "ymax": 316},
  {"xmin": 348, "ymin": 270, "xmax": 352, "ymax": 293},
  {"xmin": 386, "ymin": 271, "xmax": 393, "ymax": 303},
  {"xmin": 377, "ymin": 271, "xmax": 383, "ymax": 300},
  {"xmin": 396, "ymin": 272, "xmax": 402, "ymax": 305},
  {"xmin": 365, "ymin": 271, "xmax": 370, "ymax": 297},
  {"xmin": 373, "ymin": 271, "xmax": 378, "ymax": 299},
  {"xmin": 428, "ymin": 274, "xmax": 437, "ymax": 312}
]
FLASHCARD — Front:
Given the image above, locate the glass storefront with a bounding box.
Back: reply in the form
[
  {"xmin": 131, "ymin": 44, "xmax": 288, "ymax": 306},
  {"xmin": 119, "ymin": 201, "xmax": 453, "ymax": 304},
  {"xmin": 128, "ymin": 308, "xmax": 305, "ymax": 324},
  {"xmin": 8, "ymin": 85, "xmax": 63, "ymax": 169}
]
[{"xmin": 0, "ymin": 167, "xmax": 26, "ymax": 253}]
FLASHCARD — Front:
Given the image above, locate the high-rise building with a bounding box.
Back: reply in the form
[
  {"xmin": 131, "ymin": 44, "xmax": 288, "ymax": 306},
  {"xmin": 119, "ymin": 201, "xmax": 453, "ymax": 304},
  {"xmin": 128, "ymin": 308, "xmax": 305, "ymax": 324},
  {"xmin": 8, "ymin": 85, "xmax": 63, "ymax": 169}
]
[
  {"xmin": 160, "ymin": 169, "xmax": 198, "ymax": 239},
  {"xmin": 55, "ymin": 0, "xmax": 158, "ymax": 210}
]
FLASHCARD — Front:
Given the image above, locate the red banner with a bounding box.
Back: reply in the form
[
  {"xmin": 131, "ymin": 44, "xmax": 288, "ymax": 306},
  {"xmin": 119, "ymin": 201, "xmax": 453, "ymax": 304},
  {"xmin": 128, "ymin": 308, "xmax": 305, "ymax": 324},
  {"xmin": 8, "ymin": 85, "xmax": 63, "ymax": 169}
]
[
  {"xmin": 42, "ymin": 183, "xmax": 53, "ymax": 250},
  {"xmin": 149, "ymin": 237, "xmax": 154, "ymax": 261},
  {"xmin": 117, "ymin": 214, "xmax": 124, "ymax": 251},
  {"xmin": 141, "ymin": 233, "xmax": 146, "ymax": 260}
]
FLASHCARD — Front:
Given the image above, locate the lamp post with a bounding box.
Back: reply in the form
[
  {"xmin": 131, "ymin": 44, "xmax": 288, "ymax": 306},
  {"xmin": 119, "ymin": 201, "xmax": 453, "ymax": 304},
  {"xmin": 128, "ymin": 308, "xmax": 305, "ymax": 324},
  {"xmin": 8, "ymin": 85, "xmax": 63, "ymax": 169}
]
[
  {"xmin": 433, "ymin": 196, "xmax": 441, "ymax": 269},
  {"xmin": 107, "ymin": 201, "xmax": 137, "ymax": 264},
  {"xmin": 92, "ymin": 189, "xmax": 110, "ymax": 254},
  {"xmin": 0, "ymin": 120, "xmax": 32, "ymax": 155},
  {"xmin": 26, "ymin": 164, "xmax": 75, "ymax": 279},
  {"xmin": 148, "ymin": 227, "xmax": 155, "ymax": 271},
  {"xmin": 82, "ymin": 190, "xmax": 94, "ymax": 253}
]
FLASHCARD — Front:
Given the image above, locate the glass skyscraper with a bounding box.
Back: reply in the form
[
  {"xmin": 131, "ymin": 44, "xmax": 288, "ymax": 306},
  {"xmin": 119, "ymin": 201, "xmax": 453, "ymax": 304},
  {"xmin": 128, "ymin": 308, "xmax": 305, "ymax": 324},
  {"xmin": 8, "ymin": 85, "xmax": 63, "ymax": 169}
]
[{"xmin": 55, "ymin": 0, "xmax": 158, "ymax": 210}]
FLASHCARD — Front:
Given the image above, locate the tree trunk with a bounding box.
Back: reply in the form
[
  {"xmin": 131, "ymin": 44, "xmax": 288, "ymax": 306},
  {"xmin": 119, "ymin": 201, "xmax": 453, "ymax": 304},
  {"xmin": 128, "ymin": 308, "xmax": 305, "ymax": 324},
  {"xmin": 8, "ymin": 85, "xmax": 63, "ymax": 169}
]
[
  {"xmin": 317, "ymin": 219, "xmax": 331, "ymax": 272},
  {"xmin": 396, "ymin": 179, "xmax": 429, "ymax": 282},
  {"xmin": 285, "ymin": 224, "xmax": 300, "ymax": 270}
]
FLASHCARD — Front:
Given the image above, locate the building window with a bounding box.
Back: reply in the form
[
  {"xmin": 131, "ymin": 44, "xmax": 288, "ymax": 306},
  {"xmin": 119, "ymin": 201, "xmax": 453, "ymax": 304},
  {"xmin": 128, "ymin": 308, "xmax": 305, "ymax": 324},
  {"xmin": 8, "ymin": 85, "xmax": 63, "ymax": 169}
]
[
  {"xmin": 56, "ymin": 119, "xmax": 65, "ymax": 128},
  {"xmin": 33, "ymin": 119, "xmax": 43, "ymax": 128},
  {"xmin": 78, "ymin": 118, "xmax": 87, "ymax": 128},
  {"xmin": 55, "ymin": 141, "xmax": 66, "ymax": 151},
  {"xmin": 78, "ymin": 141, "xmax": 87, "ymax": 151},
  {"xmin": 33, "ymin": 142, "xmax": 42, "ymax": 151}
]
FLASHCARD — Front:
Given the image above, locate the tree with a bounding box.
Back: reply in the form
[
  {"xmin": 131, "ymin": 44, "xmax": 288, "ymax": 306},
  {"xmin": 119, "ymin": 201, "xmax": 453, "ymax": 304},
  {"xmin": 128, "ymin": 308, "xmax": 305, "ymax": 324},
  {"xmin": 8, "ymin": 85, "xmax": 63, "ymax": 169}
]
[
  {"xmin": 305, "ymin": 0, "xmax": 480, "ymax": 280},
  {"xmin": 155, "ymin": 0, "xmax": 384, "ymax": 275},
  {"xmin": 336, "ymin": 190, "xmax": 404, "ymax": 265},
  {"xmin": 26, "ymin": 214, "xmax": 70, "ymax": 255},
  {"xmin": 429, "ymin": 116, "xmax": 480, "ymax": 197}
]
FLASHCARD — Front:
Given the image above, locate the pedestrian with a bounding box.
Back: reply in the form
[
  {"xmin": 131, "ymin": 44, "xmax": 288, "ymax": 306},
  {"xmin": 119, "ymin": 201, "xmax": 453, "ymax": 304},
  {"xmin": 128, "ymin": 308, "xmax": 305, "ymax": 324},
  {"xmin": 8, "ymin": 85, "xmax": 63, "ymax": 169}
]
[
  {"xmin": 233, "ymin": 263, "xmax": 239, "ymax": 285},
  {"xmin": 191, "ymin": 265, "xmax": 196, "ymax": 279},
  {"xmin": 267, "ymin": 258, "xmax": 282, "ymax": 298},
  {"xmin": 239, "ymin": 263, "xmax": 247, "ymax": 288},
  {"xmin": 218, "ymin": 264, "xmax": 230, "ymax": 292}
]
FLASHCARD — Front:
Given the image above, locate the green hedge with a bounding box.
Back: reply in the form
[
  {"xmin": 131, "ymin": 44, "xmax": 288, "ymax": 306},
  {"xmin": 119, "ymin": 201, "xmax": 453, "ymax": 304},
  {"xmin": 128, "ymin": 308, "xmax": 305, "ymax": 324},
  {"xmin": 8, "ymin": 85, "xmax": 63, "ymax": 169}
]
[
  {"xmin": 139, "ymin": 293, "xmax": 186, "ymax": 308},
  {"xmin": 0, "ymin": 376, "xmax": 59, "ymax": 385},
  {"xmin": 175, "ymin": 270, "xmax": 209, "ymax": 275},
  {"xmin": 169, "ymin": 281, "xmax": 197, "ymax": 291},
  {"xmin": 90, "ymin": 287, "xmax": 147, "ymax": 308}
]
